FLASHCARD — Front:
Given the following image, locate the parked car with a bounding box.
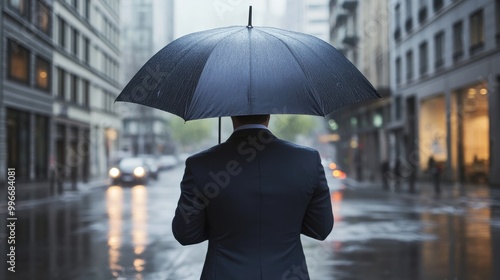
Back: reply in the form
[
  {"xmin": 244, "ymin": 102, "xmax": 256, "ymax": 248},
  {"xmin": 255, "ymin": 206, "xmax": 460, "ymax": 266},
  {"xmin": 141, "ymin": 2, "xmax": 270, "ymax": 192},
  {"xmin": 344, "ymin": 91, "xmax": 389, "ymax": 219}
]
[
  {"xmin": 109, "ymin": 157, "xmax": 150, "ymax": 185},
  {"xmin": 142, "ymin": 157, "xmax": 159, "ymax": 180},
  {"xmin": 158, "ymin": 155, "xmax": 178, "ymax": 170}
]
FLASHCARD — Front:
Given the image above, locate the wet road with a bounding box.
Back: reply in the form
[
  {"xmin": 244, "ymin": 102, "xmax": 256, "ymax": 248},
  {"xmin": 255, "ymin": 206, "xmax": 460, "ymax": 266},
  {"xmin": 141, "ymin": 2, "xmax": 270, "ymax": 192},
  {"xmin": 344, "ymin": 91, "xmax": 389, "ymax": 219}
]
[{"xmin": 1, "ymin": 166, "xmax": 500, "ymax": 280}]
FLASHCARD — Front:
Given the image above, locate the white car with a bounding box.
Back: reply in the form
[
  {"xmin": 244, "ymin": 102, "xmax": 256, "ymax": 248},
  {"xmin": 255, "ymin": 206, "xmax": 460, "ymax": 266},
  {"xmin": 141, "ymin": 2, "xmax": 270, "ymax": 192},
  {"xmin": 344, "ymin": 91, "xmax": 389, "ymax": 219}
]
[
  {"xmin": 109, "ymin": 157, "xmax": 150, "ymax": 185},
  {"xmin": 158, "ymin": 155, "xmax": 178, "ymax": 170}
]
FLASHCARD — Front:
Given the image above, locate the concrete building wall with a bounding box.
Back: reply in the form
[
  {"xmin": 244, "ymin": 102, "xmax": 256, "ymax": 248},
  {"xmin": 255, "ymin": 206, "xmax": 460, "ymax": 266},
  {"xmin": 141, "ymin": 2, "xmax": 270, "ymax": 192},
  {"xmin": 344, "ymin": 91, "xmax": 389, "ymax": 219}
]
[
  {"xmin": 52, "ymin": 0, "xmax": 121, "ymax": 181},
  {"xmin": 304, "ymin": 0, "xmax": 330, "ymax": 41},
  {"xmin": 120, "ymin": 0, "xmax": 174, "ymax": 157},
  {"xmin": 390, "ymin": 0, "xmax": 500, "ymax": 185},
  {"xmin": 1, "ymin": 0, "xmax": 56, "ymax": 200},
  {"xmin": 327, "ymin": 0, "xmax": 392, "ymax": 182}
]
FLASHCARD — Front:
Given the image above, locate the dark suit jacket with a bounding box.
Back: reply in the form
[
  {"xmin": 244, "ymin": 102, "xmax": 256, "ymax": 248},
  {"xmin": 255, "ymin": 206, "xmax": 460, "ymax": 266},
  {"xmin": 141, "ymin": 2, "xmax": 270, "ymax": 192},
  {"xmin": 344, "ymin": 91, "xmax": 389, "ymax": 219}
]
[{"xmin": 172, "ymin": 128, "xmax": 333, "ymax": 280}]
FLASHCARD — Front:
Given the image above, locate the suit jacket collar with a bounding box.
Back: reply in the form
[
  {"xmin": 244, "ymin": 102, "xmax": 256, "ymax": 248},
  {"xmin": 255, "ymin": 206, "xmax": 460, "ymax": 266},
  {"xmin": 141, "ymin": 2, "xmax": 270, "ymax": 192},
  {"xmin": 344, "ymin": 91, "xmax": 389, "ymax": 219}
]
[{"xmin": 226, "ymin": 128, "xmax": 277, "ymax": 142}]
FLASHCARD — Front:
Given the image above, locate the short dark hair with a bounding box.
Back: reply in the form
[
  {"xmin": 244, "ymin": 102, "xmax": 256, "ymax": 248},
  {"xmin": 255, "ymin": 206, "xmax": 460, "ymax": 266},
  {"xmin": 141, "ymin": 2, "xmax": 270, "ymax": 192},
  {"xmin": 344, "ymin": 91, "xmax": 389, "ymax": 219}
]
[{"xmin": 232, "ymin": 114, "xmax": 270, "ymax": 125}]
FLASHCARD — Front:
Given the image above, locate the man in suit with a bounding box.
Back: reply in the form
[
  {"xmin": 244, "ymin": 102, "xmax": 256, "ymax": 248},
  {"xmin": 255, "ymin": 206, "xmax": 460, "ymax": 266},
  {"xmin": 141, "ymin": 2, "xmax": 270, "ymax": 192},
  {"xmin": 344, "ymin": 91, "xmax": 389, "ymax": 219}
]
[{"xmin": 172, "ymin": 114, "xmax": 334, "ymax": 280}]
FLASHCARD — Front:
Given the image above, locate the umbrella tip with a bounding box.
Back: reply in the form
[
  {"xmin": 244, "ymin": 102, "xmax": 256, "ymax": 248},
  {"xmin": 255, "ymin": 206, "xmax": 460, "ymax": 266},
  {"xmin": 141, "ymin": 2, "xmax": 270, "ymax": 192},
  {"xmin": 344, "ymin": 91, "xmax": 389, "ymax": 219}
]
[{"xmin": 247, "ymin": 6, "xmax": 253, "ymax": 28}]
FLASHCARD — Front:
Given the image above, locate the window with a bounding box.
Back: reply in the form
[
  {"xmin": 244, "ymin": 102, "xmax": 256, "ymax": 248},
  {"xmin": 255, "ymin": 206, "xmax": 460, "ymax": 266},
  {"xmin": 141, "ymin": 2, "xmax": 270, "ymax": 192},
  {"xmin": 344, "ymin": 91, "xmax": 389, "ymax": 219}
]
[
  {"xmin": 70, "ymin": 74, "xmax": 78, "ymax": 103},
  {"xmin": 418, "ymin": 0, "xmax": 428, "ymax": 23},
  {"xmin": 396, "ymin": 57, "xmax": 401, "ymax": 84},
  {"xmin": 395, "ymin": 4, "xmax": 401, "ymax": 27},
  {"xmin": 7, "ymin": 108, "xmax": 30, "ymax": 180},
  {"xmin": 35, "ymin": 115, "xmax": 49, "ymax": 179},
  {"xmin": 58, "ymin": 17, "xmax": 66, "ymax": 48},
  {"xmin": 433, "ymin": 0, "xmax": 443, "ymax": 12},
  {"xmin": 72, "ymin": 28, "xmax": 79, "ymax": 56},
  {"xmin": 35, "ymin": 2, "xmax": 51, "ymax": 35},
  {"xmin": 470, "ymin": 10, "xmax": 484, "ymax": 52},
  {"xmin": 395, "ymin": 96, "xmax": 402, "ymax": 120},
  {"xmin": 83, "ymin": 37, "xmax": 90, "ymax": 64},
  {"xmin": 36, "ymin": 56, "xmax": 50, "ymax": 92},
  {"xmin": 8, "ymin": 0, "xmax": 29, "ymax": 18},
  {"xmin": 57, "ymin": 68, "xmax": 66, "ymax": 99},
  {"xmin": 406, "ymin": 50, "xmax": 413, "ymax": 81},
  {"xmin": 82, "ymin": 80, "xmax": 90, "ymax": 107},
  {"xmin": 405, "ymin": 0, "xmax": 413, "ymax": 31},
  {"xmin": 394, "ymin": 4, "xmax": 402, "ymax": 40},
  {"xmin": 434, "ymin": 31, "xmax": 445, "ymax": 69},
  {"xmin": 8, "ymin": 40, "xmax": 30, "ymax": 84},
  {"xmin": 419, "ymin": 42, "xmax": 428, "ymax": 75},
  {"xmin": 72, "ymin": 0, "xmax": 79, "ymax": 11},
  {"xmin": 84, "ymin": 0, "xmax": 91, "ymax": 19},
  {"xmin": 406, "ymin": 0, "xmax": 412, "ymax": 17},
  {"xmin": 497, "ymin": 0, "xmax": 500, "ymax": 44},
  {"xmin": 453, "ymin": 21, "xmax": 464, "ymax": 59}
]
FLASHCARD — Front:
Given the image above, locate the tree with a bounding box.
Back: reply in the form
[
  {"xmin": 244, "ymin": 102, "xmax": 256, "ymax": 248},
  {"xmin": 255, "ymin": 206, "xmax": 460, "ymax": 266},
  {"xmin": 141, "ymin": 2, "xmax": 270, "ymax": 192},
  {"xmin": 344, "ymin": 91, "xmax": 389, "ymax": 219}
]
[
  {"xmin": 168, "ymin": 118, "xmax": 214, "ymax": 151},
  {"xmin": 269, "ymin": 115, "xmax": 319, "ymax": 142}
]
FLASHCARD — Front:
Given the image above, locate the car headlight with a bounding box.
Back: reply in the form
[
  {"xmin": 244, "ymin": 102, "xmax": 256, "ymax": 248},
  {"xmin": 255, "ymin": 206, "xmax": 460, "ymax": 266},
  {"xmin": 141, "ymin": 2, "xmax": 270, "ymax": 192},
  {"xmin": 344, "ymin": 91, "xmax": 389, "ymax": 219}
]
[
  {"xmin": 134, "ymin": 167, "xmax": 146, "ymax": 177},
  {"xmin": 109, "ymin": 167, "xmax": 120, "ymax": 178}
]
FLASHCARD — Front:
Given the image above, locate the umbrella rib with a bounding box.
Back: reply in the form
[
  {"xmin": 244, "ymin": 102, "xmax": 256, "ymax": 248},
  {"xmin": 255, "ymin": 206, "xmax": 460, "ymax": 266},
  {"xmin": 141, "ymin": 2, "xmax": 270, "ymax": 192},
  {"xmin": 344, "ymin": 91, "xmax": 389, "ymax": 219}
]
[
  {"xmin": 254, "ymin": 28, "xmax": 325, "ymax": 114},
  {"xmin": 262, "ymin": 28, "xmax": 379, "ymax": 107},
  {"xmin": 172, "ymin": 27, "xmax": 243, "ymax": 116},
  {"xmin": 185, "ymin": 27, "xmax": 249, "ymax": 118}
]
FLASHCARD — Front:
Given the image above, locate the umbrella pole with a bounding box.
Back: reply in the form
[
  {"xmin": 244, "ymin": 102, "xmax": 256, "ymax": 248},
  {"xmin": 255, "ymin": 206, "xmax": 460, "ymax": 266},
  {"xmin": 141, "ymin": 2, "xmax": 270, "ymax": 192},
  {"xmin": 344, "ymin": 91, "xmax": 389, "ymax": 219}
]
[{"xmin": 218, "ymin": 117, "xmax": 221, "ymax": 144}]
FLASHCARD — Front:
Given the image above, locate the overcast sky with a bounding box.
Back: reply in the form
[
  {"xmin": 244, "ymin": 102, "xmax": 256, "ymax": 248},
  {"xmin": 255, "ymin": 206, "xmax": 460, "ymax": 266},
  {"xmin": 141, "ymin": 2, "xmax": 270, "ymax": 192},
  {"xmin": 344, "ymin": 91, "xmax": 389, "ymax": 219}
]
[{"xmin": 173, "ymin": 0, "xmax": 288, "ymax": 38}]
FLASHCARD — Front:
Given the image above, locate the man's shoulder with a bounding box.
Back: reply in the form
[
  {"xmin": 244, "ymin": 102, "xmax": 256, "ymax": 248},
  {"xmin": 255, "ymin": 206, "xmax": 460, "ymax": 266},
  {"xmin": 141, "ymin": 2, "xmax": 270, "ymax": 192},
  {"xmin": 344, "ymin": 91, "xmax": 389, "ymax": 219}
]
[
  {"xmin": 185, "ymin": 143, "xmax": 229, "ymax": 163},
  {"xmin": 186, "ymin": 136, "xmax": 319, "ymax": 164},
  {"xmin": 275, "ymin": 138, "xmax": 319, "ymax": 154}
]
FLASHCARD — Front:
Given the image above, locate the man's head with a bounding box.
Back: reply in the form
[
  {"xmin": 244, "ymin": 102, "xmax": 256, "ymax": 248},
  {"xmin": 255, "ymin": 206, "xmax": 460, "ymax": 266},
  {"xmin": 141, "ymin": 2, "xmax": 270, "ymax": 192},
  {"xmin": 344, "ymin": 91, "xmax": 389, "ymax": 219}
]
[{"xmin": 231, "ymin": 114, "xmax": 270, "ymax": 129}]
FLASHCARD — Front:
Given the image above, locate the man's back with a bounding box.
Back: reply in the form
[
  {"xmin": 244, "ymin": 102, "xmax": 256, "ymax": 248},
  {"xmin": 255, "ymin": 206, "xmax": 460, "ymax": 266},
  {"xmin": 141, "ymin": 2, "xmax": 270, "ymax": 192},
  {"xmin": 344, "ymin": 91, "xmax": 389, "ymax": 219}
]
[{"xmin": 172, "ymin": 129, "xmax": 333, "ymax": 280}]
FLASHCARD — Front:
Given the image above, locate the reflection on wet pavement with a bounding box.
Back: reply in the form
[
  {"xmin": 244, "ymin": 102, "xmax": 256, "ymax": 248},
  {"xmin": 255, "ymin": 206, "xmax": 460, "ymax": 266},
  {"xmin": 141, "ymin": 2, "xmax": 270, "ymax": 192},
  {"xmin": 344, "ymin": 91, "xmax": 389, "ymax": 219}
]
[
  {"xmin": 107, "ymin": 186, "xmax": 123, "ymax": 278},
  {"xmin": 1, "ymin": 168, "xmax": 499, "ymax": 280}
]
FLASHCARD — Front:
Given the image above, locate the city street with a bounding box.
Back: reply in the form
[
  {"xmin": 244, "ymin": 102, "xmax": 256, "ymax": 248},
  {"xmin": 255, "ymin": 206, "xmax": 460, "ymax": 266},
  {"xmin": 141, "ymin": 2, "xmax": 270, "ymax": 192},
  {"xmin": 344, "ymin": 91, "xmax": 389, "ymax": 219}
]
[{"xmin": 2, "ymin": 166, "xmax": 500, "ymax": 280}]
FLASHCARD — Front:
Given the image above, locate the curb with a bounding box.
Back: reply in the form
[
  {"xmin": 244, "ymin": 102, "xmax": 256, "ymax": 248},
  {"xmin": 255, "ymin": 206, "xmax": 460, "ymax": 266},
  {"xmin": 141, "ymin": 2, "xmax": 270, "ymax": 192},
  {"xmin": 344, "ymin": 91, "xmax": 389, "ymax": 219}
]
[{"xmin": 0, "ymin": 178, "xmax": 109, "ymax": 212}]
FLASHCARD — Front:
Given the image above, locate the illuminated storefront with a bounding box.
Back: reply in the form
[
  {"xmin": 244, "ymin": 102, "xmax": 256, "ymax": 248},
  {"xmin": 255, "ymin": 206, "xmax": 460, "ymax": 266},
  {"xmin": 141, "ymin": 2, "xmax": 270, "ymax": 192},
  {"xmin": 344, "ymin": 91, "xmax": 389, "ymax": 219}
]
[
  {"xmin": 451, "ymin": 83, "xmax": 490, "ymax": 183},
  {"xmin": 418, "ymin": 83, "xmax": 490, "ymax": 183},
  {"xmin": 419, "ymin": 95, "xmax": 447, "ymax": 173}
]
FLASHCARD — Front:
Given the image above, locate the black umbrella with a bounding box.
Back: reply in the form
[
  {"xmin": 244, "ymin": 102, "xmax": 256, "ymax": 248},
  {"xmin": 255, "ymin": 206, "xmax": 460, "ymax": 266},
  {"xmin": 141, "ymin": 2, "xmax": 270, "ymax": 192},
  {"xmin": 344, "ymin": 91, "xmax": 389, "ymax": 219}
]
[{"xmin": 116, "ymin": 7, "xmax": 379, "ymax": 141}]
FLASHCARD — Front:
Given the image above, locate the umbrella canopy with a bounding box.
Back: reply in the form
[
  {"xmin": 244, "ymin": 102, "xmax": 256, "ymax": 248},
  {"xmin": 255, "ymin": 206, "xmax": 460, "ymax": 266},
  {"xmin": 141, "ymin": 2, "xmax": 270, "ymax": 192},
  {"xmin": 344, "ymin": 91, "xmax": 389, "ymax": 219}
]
[{"xmin": 116, "ymin": 15, "xmax": 379, "ymax": 121}]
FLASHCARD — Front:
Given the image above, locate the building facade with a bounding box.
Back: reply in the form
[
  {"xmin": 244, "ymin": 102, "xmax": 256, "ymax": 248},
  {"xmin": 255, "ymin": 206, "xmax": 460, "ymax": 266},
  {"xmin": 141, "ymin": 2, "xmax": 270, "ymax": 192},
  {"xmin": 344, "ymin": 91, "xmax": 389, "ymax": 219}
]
[
  {"xmin": 327, "ymin": 0, "xmax": 392, "ymax": 182},
  {"xmin": 304, "ymin": 0, "xmax": 330, "ymax": 42},
  {"xmin": 1, "ymin": 0, "xmax": 55, "ymax": 200},
  {"xmin": 52, "ymin": 0, "xmax": 121, "ymax": 189},
  {"xmin": 119, "ymin": 0, "xmax": 174, "ymax": 157},
  {"xmin": 389, "ymin": 0, "xmax": 500, "ymax": 186},
  {"xmin": 1, "ymin": 0, "xmax": 121, "ymax": 202}
]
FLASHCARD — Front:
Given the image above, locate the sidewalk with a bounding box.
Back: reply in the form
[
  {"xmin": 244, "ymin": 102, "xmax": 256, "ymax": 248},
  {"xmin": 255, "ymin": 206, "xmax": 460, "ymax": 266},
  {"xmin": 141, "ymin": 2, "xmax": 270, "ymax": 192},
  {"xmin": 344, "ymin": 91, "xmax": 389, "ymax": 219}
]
[
  {"xmin": 341, "ymin": 177, "xmax": 500, "ymax": 205},
  {"xmin": 0, "ymin": 176, "xmax": 109, "ymax": 212}
]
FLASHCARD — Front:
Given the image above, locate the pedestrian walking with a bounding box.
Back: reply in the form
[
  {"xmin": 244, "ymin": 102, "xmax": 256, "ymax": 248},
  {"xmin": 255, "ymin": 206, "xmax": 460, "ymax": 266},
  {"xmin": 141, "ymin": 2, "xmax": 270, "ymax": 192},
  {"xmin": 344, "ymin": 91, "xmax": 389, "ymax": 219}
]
[
  {"xmin": 116, "ymin": 7, "xmax": 378, "ymax": 279},
  {"xmin": 428, "ymin": 156, "xmax": 442, "ymax": 195},
  {"xmin": 381, "ymin": 160, "xmax": 390, "ymax": 190},
  {"xmin": 172, "ymin": 115, "xmax": 334, "ymax": 279}
]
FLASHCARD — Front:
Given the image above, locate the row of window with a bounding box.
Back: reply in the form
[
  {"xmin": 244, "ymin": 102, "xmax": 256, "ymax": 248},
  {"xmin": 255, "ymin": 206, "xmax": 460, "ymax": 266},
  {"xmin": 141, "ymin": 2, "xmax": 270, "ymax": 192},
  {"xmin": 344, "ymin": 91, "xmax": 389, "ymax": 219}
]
[
  {"xmin": 7, "ymin": 40, "xmax": 119, "ymax": 114},
  {"xmin": 394, "ymin": 0, "xmax": 454, "ymax": 40},
  {"xmin": 7, "ymin": 39, "xmax": 50, "ymax": 92},
  {"xmin": 57, "ymin": 16, "xmax": 119, "ymax": 82},
  {"xmin": 99, "ymin": 11, "xmax": 120, "ymax": 48},
  {"xmin": 57, "ymin": 68, "xmax": 90, "ymax": 107},
  {"xmin": 6, "ymin": 108, "xmax": 49, "ymax": 180},
  {"xmin": 103, "ymin": 91, "xmax": 117, "ymax": 113},
  {"xmin": 395, "ymin": 9, "xmax": 484, "ymax": 85},
  {"xmin": 64, "ymin": 0, "xmax": 119, "ymax": 49},
  {"xmin": 66, "ymin": 0, "xmax": 91, "ymax": 19},
  {"xmin": 57, "ymin": 16, "xmax": 91, "ymax": 64},
  {"xmin": 7, "ymin": 0, "xmax": 51, "ymax": 36}
]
